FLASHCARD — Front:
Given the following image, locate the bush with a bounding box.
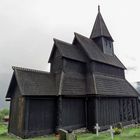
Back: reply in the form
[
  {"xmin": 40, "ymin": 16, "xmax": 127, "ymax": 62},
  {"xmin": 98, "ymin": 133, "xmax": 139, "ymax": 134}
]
[
  {"xmin": 0, "ymin": 109, "xmax": 9, "ymax": 122},
  {"xmin": 113, "ymin": 127, "xmax": 122, "ymax": 135}
]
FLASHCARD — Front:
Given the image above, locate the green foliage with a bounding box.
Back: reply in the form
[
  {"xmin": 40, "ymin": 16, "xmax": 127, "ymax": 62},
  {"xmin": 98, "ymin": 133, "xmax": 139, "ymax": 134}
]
[
  {"xmin": 0, "ymin": 124, "xmax": 7, "ymax": 135},
  {"xmin": 0, "ymin": 109, "xmax": 9, "ymax": 122},
  {"xmin": 113, "ymin": 127, "xmax": 122, "ymax": 135}
]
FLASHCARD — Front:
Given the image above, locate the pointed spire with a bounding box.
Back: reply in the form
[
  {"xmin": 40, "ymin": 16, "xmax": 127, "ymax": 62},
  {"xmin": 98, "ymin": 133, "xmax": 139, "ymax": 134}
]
[
  {"xmin": 98, "ymin": 5, "xmax": 100, "ymax": 13},
  {"xmin": 90, "ymin": 6, "xmax": 113, "ymax": 41}
]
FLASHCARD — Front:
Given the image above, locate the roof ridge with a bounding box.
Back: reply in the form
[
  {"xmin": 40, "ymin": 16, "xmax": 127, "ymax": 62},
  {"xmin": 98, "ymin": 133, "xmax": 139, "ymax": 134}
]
[
  {"xmin": 74, "ymin": 32, "xmax": 88, "ymax": 39},
  {"xmin": 53, "ymin": 38, "xmax": 74, "ymax": 46},
  {"xmin": 12, "ymin": 66, "xmax": 50, "ymax": 74},
  {"xmin": 75, "ymin": 32, "xmax": 97, "ymax": 42}
]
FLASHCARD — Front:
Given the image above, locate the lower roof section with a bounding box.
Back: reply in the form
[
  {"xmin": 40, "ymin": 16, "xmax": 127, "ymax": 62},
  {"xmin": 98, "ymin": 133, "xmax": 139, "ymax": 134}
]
[
  {"xmin": 6, "ymin": 67, "xmax": 139, "ymax": 98},
  {"xmin": 6, "ymin": 67, "xmax": 57, "ymax": 98},
  {"xmin": 94, "ymin": 74, "xmax": 139, "ymax": 97}
]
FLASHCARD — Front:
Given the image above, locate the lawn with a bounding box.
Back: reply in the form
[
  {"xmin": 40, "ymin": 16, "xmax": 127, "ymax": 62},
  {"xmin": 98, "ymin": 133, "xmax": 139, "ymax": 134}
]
[{"xmin": 1, "ymin": 124, "xmax": 140, "ymax": 140}]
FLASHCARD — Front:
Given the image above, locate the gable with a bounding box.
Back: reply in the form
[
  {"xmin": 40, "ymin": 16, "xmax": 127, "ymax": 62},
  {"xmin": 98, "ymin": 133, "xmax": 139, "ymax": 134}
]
[
  {"xmin": 48, "ymin": 45, "xmax": 62, "ymax": 63},
  {"xmin": 6, "ymin": 73, "xmax": 20, "ymax": 99},
  {"xmin": 48, "ymin": 39, "xmax": 87, "ymax": 63}
]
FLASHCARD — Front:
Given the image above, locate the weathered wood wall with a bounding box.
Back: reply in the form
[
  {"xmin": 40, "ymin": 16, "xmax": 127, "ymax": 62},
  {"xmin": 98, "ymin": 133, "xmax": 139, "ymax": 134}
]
[
  {"xmin": 87, "ymin": 98, "xmax": 96, "ymax": 130},
  {"xmin": 22, "ymin": 96, "xmax": 86, "ymax": 137},
  {"xmin": 63, "ymin": 59, "xmax": 86, "ymax": 74},
  {"xmin": 137, "ymin": 99, "xmax": 140, "ymax": 122},
  {"xmin": 94, "ymin": 37, "xmax": 114, "ymax": 56},
  {"xmin": 9, "ymin": 86, "xmax": 25, "ymax": 137},
  {"xmin": 87, "ymin": 96, "xmax": 139, "ymax": 131},
  {"xmin": 98, "ymin": 97, "xmax": 120, "ymax": 128},
  {"xmin": 91, "ymin": 61, "xmax": 125, "ymax": 78},
  {"xmin": 50, "ymin": 47, "xmax": 63, "ymax": 73},
  {"xmin": 62, "ymin": 97, "xmax": 86, "ymax": 130},
  {"xmin": 9, "ymin": 93, "xmax": 140, "ymax": 138},
  {"xmin": 119, "ymin": 98, "xmax": 138, "ymax": 123},
  {"xmin": 24, "ymin": 97, "xmax": 56, "ymax": 137}
]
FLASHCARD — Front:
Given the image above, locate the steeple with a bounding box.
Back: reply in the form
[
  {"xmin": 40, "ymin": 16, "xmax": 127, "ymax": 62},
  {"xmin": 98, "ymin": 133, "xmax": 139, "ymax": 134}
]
[
  {"xmin": 98, "ymin": 5, "xmax": 100, "ymax": 13},
  {"xmin": 90, "ymin": 6, "xmax": 114, "ymax": 56},
  {"xmin": 90, "ymin": 6, "xmax": 113, "ymax": 41}
]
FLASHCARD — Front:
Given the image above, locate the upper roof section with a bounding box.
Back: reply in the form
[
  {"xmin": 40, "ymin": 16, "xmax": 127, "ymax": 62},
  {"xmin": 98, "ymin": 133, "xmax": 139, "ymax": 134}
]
[
  {"xmin": 90, "ymin": 6, "xmax": 113, "ymax": 41},
  {"xmin": 74, "ymin": 33, "xmax": 126, "ymax": 69},
  {"xmin": 48, "ymin": 39, "xmax": 87, "ymax": 63}
]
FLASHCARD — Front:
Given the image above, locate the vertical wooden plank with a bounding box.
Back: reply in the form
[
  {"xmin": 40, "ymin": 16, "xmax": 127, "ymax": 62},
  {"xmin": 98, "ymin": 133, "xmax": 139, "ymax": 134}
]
[
  {"xmin": 56, "ymin": 70, "xmax": 64, "ymax": 131},
  {"xmin": 24, "ymin": 98, "xmax": 29, "ymax": 135},
  {"xmin": 137, "ymin": 99, "xmax": 140, "ymax": 122},
  {"xmin": 17, "ymin": 97, "xmax": 25, "ymax": 136},
  {"xmin": 95, "ymin": 97, "xmax": 99, "ymax": 125},
  {"xmin": 107, "ymin": 97, "xmax": 109, "ymax": 125},
  {"xmin": 85, "ymin": 97, "xmax": 88, "ymax": 128},
  {"xmin": 58, "ymin": 71, "xmax": 64, "ymax": 95},
  {"xmin": 56, "ymin": 96, "xmax": 63, "ymax": 131},
  {"xmin": 8, "ymin": 100, "xmax": 12, "ymax": 133}
]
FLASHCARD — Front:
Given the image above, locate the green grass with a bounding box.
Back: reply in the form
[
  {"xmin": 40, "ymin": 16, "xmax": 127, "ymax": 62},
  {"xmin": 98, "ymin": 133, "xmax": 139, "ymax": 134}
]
[
  {"xmin": 1, "ymin": 124, "xmax": 140, "ymax": 140},
  {"xmin": 77, "ymin": 127, "xmax": 140, "ymax": 140},
  {"xmin": 0, "ymin": 124, "xmax": 7, "ymax": 135},
  {"xmin": 0, "ymin": 124, "xmax": 56, "ymax": 140}
]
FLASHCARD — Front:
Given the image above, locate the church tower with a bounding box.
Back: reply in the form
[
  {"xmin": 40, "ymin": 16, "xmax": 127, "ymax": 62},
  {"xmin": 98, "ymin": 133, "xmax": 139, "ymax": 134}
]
[{"xmin": 90, "ymin": 6, "xmax": 114, "ymax": 56}]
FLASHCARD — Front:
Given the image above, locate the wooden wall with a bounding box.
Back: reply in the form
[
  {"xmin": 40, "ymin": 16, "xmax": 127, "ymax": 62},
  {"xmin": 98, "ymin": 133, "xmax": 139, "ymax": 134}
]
[
  {"xmin": 50, "ymin": 47, "xmax": 63, "ymax": 73},
  {"xmin": 62, "ymin": 97, "xmax": 86, "ymax": 130},
  {"xmin": 94, "ymin": 37, "xmax": 114, "ymax": 56},
  {"xmin": 24, "ymin": 97, "xmax": 56, "ymax": 137},
  {"xmin": 98, "ymin": 97, "xmax": 120, "ymax": 127},
  {"xmin": 87, "ymin": 96, "xmax": 139, "ymax": 131},
  {"xmin": 91, "ymin": 61, "xmax": 125, "ymax": 79},
  {"xmin": 9, "ymin": 86, "xmax": 25, "ymax": 137},
  {"xmin": 119, "ymin": 98, "xmax": 138, "ymax": 123},
  {"xmin": 63, "ymin": 59, "xmax": 86, "ymax": 74},
  {"xmin": 87, "ymin": 98, "xmax": 96, "ymax": 130},
  {"xmin": 22, "ymin": 96, "xmax": 86, "ymax": 137}
]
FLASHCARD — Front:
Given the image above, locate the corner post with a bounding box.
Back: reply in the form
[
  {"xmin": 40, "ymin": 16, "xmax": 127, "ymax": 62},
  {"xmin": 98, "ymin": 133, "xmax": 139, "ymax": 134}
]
[
  {"xmin": 56, "ymin": 71, "xmax": 64, "ymax": 131},
  {"xmin": 56, "ymin": 96, "xmax": 63, "ymax": 131}
]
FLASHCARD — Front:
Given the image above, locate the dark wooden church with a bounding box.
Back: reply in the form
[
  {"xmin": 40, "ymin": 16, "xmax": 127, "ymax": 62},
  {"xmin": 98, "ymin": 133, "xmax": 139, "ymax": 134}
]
[{"xmin": 6, "ymin": 7, "xmax": 140, "ymax": 138}]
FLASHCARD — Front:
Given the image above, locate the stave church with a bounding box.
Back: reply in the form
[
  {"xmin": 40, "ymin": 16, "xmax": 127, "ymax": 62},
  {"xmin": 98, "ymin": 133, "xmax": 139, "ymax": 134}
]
[{"xmin": 6, "ymin": 6, "xmax": 140, "ymax": 138}]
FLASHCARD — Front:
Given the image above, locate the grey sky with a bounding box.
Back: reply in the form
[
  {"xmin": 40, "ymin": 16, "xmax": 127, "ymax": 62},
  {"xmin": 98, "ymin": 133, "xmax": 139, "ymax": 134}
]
[{"xmin": 0, "ymin": 0, "xmax": 140, "ymax": 108}]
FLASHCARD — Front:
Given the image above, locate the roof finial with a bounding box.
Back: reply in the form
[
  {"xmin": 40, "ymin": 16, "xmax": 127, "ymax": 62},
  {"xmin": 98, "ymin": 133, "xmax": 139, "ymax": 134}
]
[{"xmin": 98, "ymin": 5, "xmax": 100, "ymax": 13}]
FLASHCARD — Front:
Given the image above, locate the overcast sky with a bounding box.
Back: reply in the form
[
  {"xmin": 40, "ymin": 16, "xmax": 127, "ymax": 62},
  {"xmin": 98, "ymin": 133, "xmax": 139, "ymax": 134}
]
[{"xmin": 0, "ymin": 0, "xmax": 140, "ymax": 108}]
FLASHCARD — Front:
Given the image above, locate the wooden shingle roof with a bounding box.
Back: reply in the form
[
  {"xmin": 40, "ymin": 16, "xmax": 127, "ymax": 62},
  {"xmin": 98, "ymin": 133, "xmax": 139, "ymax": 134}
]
[
  {"xmin": 75, "ymin": 33, "xmax": 126, "ymax": 69},
  {"xmin": 90, "ymin": 7, "xmax": 113, "ymax": 41},
  {"xmin": 62, "ymin": 73, "xmax": 86, "ymax": 96},
  {"xmin": 94, "ymin": 74, "xmax": 138, "ymax": 97},
  {"xmin": 49, "ymin": 39, "xmax": 87, "ymax": 63},
  {"xmin": 6, "ymin": 67, "xmax": 57, "ymax": 98}
]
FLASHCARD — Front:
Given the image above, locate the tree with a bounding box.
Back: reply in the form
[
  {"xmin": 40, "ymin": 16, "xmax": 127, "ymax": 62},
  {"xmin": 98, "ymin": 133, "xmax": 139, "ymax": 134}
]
[{"xmin": 0, "ymin": 109, "xmax": 9, "ymax": 122}]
